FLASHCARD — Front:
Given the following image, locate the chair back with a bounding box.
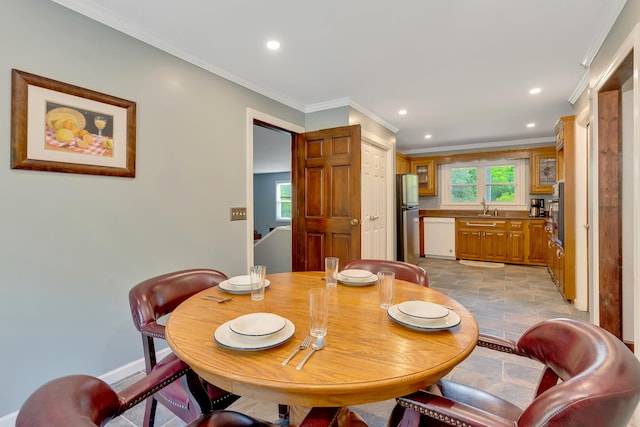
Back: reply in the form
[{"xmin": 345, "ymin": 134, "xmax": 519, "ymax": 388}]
[
  {"xmin": 16, "ymin": 372, "xmax": 271, "ymax": 427},
  {"xmin": 343, "ymin": 259, "xmax": 428, "ymax": 287},
  {"xmin": 16, "ymin": 375, "xmax": 119, "ymax": 427},
  {"xmin": 128, "ymin": 268, "xmax": 232, "ymax": 425},
  {"xmin": 516, "ymin": 318, "xmax": 640, "ymax": 426},
  {"xmin": 129, "ymin": 268, "xmax": 228, "ymax": 334}
]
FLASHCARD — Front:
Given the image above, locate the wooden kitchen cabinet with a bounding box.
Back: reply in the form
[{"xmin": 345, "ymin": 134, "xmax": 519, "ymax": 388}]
[
  {"xmin": 396, "ymin": 153, "xmax": 411, "ymax": 174},
  {"xmin": 528, "ymin": 219, "xmax": 546, "ymax": 265},
  {"xmin": 530, "ymin": 147, "xmax": 557, "ymax": 194},
  {"xmin": 483, "ymin": 229, "xmax": 508, "ymax": 262},
  {"xmin": 456, "ymin": 228, "xmax": 482, "ymax": 259},
  {"xmin": 552, "ymin": 115, "xmax": 575, "ymax": 302},
  {"xmin": 456, "ymin": 219, "xmax": 507, "ymax": 262},
  {"xmin": 506, "ymin": 221, "xmax": 525, "ymax": 263},
  {"xmin": 544, "ymin": 220, "xmax": 567, "ymax": 298},
  {"xmin": 456, "ymin": 218, "xmax": 545, "ymax": 265},
  {"xmin": 411, "ymin": 158, "xmax": 436, "ymax": 196}
]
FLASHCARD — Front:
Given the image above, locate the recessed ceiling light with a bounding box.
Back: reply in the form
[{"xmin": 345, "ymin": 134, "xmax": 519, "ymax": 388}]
[
  {"xmin": 266, "ymin": 40, "xmax": 280, "ymax": 51},
  {"xmin": 527, "ymin": 123, "xmax": 536, "ymax": 128},
  {"xmin": 529, "ymin": 87, "xmax": 542, "ymax": 95},
  {"xmin": 424, "ymin": 134, "xmax": 432, "ymax": 139},
  {"xmin": 398, "ymin": 109, "xmax": 407, "ymax": 116}
]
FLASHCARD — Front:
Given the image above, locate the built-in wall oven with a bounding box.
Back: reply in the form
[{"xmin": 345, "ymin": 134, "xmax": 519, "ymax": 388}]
[{"xmin": 551, "ymin": 181, "xmax": 565, "ymax": 244}]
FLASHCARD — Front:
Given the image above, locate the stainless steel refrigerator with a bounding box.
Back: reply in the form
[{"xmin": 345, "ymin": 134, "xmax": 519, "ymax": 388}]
[{"xmin": 396, "ymin": 174, "xmax": 420, "ymax": 264}]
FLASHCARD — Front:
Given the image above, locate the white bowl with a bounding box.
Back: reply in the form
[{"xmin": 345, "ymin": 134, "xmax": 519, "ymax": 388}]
[
  {"xmin": 226, "ymin": 275, "xmax": 252, "ymax": 287},
  {"xmin": 339, "ymin": 269, "xmax": 375, "ymax": 279},
  {"xmin": 229, "ymin": 313, "xmax": 286, "ymax": 339},
  {"xmin": 397, "ymin": 301, "xmax": 449, "ymax": 320}
]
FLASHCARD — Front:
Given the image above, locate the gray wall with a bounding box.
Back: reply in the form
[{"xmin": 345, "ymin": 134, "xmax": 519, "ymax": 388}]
[
  {"xmin": 0, "ymin": 0, "xmax": 303, "ymax": 414},
  {"xmin": 590, "ymin": 0, "xmax": 640, "ymax": 81},
  {"xmin": 253, "ymin": 172, "xmax": 291, "ymax": 237}
]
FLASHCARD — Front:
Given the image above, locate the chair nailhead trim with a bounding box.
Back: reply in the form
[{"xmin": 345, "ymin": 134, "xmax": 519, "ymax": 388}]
[
  {"xmin": 127, "ymin": 368, "xmax": 190, "ymax": 409},
  {"xmin": 212, "ymin": 393, "xmax": 235, "ymax": 405},
  {"xmin": 398, "ymin": 399, "xmax": 471, "ymax": 427},
  {"xmin": 477, "ymin": 341, "xmax": 515, "ymax": 354}
]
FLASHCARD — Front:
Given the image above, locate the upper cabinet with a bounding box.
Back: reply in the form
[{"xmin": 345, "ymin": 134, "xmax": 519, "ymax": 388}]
[
  {"xmin": 554, "ymin": 116, "xmax": 574, "ymax": 182},
  {"xmin": 410, "ymin": 158, "xmax": 436, "ymax": 196},
  {"xmin": 530, "ymin": 147, "xmax": 557, "ymax": 194},
  {"xmin": 396, "ymin": 153, "xmax": 411, "ymax": 174}
]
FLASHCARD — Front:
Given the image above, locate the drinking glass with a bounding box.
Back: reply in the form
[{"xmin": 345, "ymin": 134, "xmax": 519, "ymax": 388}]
[
  {"xmin": 325, "ymin": 257, "xmax": 339, "ymax": 288},
  {"xmin": 377, "ymin": 271, "xmax": 395, "ymax": 309},
  {"xmin": 309, "ymin": 288, "xmax": 329, "ymax": 337},
  {"xmin": 94, "ymin": 116, "xmax": 107, "ymax": 136},
  {"xmin": 249, "ymin": 265, "xmax": 266, "ymax": 301}
]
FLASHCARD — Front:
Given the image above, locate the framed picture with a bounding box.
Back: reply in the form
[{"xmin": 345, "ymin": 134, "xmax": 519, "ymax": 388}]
[{"xmin": 11, "ymin": 69, "xmax": 136, "ymax": 177}]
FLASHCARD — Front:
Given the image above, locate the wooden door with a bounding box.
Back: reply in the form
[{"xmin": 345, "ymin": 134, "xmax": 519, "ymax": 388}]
[{"xmin": 292, "ymin": 125, "xmax": 361, "ymax": 271}]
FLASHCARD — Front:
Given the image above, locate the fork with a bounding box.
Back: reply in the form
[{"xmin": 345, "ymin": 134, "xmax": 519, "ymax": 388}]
[
  {"xmin": 201, "ymin": 295, "xmax": 234, "ymax": 303},
  {"xmin": 281, "ymin": 336, "xmax": 312, "ymax": 366}
]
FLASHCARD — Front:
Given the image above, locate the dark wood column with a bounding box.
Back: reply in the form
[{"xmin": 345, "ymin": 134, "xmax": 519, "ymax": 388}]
[{"xmin": 597, "ymin": 89, "xmax": 622, "ymax": 339}]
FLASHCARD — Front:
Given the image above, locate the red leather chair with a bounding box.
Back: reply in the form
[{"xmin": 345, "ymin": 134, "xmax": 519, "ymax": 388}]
[
  {"xmin": 389, "ymin": 317, "xmax": 640, "ymax": 427},
  {"xmin": 129, "ymin": 268, "xmax": 239, "ymax": 426},
  {"xmin": 343, "ymin": 259, "xmax": 429, "ymax": 287},
  {"xmin": 15, "ymin": 363, "xmax": 272, "ymax": 427}
]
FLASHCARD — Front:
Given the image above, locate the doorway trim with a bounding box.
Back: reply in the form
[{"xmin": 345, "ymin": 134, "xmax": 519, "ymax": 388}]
[
  {"xmin": 589, "ymin": 23, "xmax": 639, "ymax": 354},
  {"xmin": 246, "ymin": 108, "xmax": 305, "ymax": 269}
]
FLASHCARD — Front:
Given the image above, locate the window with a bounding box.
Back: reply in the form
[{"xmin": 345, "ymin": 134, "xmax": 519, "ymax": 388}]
[
  {"xmin": 441, "ymin": 160, "xmax": 526, "ymax": 209},
  {"xmin": 276, "ymin": 181, "xmax": 291, "ymax": 221}
]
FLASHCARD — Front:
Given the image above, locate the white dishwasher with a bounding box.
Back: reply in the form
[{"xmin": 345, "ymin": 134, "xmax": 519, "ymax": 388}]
[{"xmin": 423, "ymin": 217, "xmax": 456, "ymax": 260}]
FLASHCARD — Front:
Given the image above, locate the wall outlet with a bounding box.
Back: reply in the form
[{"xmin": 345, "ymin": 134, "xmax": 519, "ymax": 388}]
[{"xmin": 230, "ymin": 207, "xmax": 247, "ymax": 221}]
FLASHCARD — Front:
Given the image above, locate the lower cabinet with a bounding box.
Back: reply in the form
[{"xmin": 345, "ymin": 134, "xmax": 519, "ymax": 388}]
[
  {"xmin": 544, "ymin": 221, "xmax": 566, "ymax": 296},
  {"xmin": 456, "ymin": 219, "xmax": 507, "ymax": 262},
  {"xmin": 456, "ymin": 218, "xmax": 546, "ymax": 266},
  {"xmin": 507, "ymin": 221, "xmax": 526, "ymax": 263},
  {"xmin": 456, "ymin": 228, "xmax": 482, "ymax": 259},
  {"xmin": 528, "ymin": 220, "xmax": 546, "ymax": 265}
]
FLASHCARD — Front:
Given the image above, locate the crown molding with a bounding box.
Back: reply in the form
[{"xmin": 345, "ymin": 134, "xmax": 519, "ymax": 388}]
[
  {"xmin": 568, "ymin": 70, "xmax": 591, "ymax": 104},
  {"xmin": 401, "ymin": 136, "xmax": 555, "ymax": 156}
]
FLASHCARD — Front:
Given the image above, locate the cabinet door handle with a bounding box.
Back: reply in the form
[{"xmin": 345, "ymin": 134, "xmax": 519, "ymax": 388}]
[{"xmin": 466, "ymin": 222, "xmax": 497, "ymax": 227}]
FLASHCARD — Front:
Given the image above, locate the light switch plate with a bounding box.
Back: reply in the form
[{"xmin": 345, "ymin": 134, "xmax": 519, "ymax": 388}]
[{"xmin": 230, "ymin": 207, "xmax": 247, "ymax": 221}]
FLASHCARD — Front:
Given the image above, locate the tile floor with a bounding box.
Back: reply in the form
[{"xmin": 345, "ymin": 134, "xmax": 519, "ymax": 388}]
[{"xmin": 108, "ymin": 258, "xmax": 638, "ymax": 427}]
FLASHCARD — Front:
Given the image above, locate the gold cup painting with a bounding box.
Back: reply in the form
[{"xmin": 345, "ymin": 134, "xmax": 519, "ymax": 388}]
[{"xmin": 45, "ymin": 103, "xmax": 114, "ymax": 158}]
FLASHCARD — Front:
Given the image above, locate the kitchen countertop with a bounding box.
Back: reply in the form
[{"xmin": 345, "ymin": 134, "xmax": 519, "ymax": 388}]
[{"xmin": 419, "ymin": 209, "xmax": 548, "ymax": 220}]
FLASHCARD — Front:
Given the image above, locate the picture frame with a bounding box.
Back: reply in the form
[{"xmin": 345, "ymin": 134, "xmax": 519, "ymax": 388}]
[{"xmin": 11, "ymin": 69, "xmax": 136, "ymax": 177}]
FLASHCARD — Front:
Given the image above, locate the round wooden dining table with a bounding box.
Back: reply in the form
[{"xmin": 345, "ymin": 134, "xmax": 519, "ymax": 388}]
[{"xmin": 166, "ymin": 271, "xmax": 478, "ymax": 408}]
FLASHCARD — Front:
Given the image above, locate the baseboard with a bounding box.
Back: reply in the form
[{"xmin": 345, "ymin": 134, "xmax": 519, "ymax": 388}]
[
  {"xmin": 0, "ymin": 412, "xmax": 18, "ymax": 427},
  {"xmin": 0, "ymin": 347, "xmax": 171, "ymax": 427},
  {"xmin": 98, "ymin": 347, "xmax": 171, "ymax": 384}
]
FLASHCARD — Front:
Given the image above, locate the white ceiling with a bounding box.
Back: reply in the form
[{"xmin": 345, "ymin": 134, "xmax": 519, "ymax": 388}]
[{"xmin": 52, "ymin": 0, "xmax": 626, "ymax": 157}]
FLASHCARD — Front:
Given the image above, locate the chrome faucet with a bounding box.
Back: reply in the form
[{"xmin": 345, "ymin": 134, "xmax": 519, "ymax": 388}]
[{"xmin": 481, "ymin": 196, "xmax": 489, "ymax": 215}]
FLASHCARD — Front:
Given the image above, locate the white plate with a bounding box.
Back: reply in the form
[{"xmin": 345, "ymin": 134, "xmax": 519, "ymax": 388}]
[
  {"xmin": 339, "ymin": 269, "xmax": 374, "ymax": 279},
  {"xmin": 219, "ymin": 279, "xmax": 271, "ymax": 294},
  {"xmin": 226, "ymin": 275, "xmax": 252, "ymax": 286},
  {"xmin": 397, "ymin": 301, "xmax": 449, "ymax": 320},
  {"xmin": 214, "ymin": 318, "xmax": 295, "ymax": 351},
  {"xmin": 229, "ymin": 313, "xmax": 286, "ymax": 338},
  {"xmin": 337, "ymin": 272, "xmax": 377, "ymax": 286},
  {"xmin": 388, "ymin": 304, "xmax": 461, "ymax": 331}
]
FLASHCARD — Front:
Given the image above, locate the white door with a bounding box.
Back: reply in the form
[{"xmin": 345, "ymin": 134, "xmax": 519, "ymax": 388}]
[{"xmin": 361, "ymin": 142, "xmax": 387, "ymax": 259}]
